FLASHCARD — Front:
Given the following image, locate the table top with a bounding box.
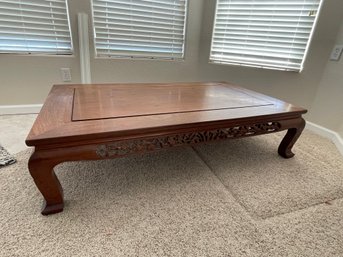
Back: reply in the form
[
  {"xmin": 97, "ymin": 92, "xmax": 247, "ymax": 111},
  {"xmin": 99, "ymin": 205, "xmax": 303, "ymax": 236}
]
[
  {"xmin": 72, "ymin": 83, "xmax": 273, "ymax": 121},
  {"xmin": 26, "ymin": 82, "xmax": 307, "ymax": 147}
]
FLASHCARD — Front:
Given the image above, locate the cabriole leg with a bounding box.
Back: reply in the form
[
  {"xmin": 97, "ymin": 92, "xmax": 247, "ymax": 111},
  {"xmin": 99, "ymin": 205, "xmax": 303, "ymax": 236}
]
[
  {"xmin": 278, "ymin": 118, "xmax": 306, "ymax": 158},
  {"xmin": 28, "ymin": 151, "xmax": 64, "ymax": 215}
]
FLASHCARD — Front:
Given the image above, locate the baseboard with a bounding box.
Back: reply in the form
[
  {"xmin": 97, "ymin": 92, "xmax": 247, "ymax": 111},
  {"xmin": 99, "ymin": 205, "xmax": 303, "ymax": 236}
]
[
  {"xmin": 0, "ymin": 104, "xmax": 42, "ymax": 115},
  {"xmin": 306, "ymin": 121, "xmax": 343, "ymax": 156}
]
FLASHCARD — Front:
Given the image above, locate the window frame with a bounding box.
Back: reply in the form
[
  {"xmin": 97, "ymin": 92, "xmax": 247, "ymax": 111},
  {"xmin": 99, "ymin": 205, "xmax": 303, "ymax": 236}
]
[
  {"xmin": 90, "ymin": 0, "xmax": 189, "ymax": 61},
  {"xmin": 209, "ymin": 0, "xmax": 324, "ymax": 72},
  {"xmin": 0, "ymin": 0, "xmax": 74, "ymax": 57}
]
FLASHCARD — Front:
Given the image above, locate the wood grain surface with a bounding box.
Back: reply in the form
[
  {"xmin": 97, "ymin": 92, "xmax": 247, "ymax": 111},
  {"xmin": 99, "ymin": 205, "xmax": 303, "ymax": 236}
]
[
  {"xmin": 25, "ymin": 81, "xmax": 307, "ymax": 215},
  {"xmin": 72, "ymin": 83, "xmax": 272, "ymax": 121},
  {"xmin": 26, "ymin": 82, "xmax": 306, "ymax": 148}
]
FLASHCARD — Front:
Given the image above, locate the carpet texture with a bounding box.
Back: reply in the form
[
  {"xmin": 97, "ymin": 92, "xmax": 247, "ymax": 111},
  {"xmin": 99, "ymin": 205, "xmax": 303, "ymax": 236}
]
[
  {"xmin": 194, "ymin": 131, "xmax": 343, "ymax": 219},
  {"xmin": 0, "ymin": 130, "xmax": 343, "ymax": 257}
]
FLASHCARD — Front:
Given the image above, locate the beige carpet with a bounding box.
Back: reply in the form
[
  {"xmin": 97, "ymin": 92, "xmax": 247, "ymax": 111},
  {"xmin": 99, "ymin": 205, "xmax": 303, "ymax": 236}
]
[
  {"xmin": 194, "ymin": 131, "xmax": 343, "ymax": 219},
  {"xmin": 1, "ymin": 130, "xmax": 343, "ymax": 257}
]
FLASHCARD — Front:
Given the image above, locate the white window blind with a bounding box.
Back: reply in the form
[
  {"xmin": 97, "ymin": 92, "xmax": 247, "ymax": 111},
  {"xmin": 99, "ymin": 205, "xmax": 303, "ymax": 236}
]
[
  {"xmin": 0, "ymin": 0, "xmax": 73, "ymax": 55},
  {"xmin": 210, "ymin": 0, "xmax": 322, "ymax": 72},
  {"xmin": 91, "ymin": 0, "xmax": 188, "ymax": 59}
]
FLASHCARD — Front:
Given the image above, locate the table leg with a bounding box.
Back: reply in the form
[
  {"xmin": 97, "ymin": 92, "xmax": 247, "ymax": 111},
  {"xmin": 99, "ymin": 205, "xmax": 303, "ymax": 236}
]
[
  {"xmin": 278, "ymin": 118, "xmax": 306, "ymax": 158},
  {"xmin": 28, "ymin": 151, "xmax": 64, "ymax": 215}
]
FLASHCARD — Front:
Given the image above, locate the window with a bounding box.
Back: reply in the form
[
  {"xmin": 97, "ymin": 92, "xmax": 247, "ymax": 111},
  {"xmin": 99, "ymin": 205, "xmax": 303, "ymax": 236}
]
[
  {"xmin": 91, "ymin": 0, "xmax": 188, "ymax": 59},
  {"xmin": 210, "ymin": 0, "xmax": 322, "ymax": 72},
  {"xmin": 0, "ymin": 0, "xmax": 73, "ymax": 55}
]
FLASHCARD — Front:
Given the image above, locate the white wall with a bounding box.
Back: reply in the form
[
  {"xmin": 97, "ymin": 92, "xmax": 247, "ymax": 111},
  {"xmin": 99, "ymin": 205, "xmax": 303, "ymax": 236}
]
[
  {"xmin": 0, "ymin": 56, "xmax": 80, "ymax": 105},
  {"xmin": 0, "ymin": 0, "xmax": 204, "ymax": 105},
  {"xmin": 88, "ymin": 0, "xmax": 343, "ymax": 114},
  {"xmin": 0, "ymin": 0, "xmax": 343, "ymax": 135},
  {"xmin": 309, "ymin": 20, "xmax": 343, "ymax": 132},
  {"xmin": 339, "ymin": 124, "xmax": 343, "ymax": 138},
  {"xmin": 0, "ymin": 0, "xmax": 84, "ymax": 105},
  {"xmin": 196, "ymin": 0, "xmax": 343, "ymax": 113},
  {"xmin": 89, "ymin": 0, "xmax": 204, "ymax": 83}
]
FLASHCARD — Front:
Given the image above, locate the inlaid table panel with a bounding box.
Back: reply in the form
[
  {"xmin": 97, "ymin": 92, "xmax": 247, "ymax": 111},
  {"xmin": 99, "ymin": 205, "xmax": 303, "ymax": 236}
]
[
  {"xmin": 72, "ymin": 83, "xmax": 272, "ymax": 121},
  {"xmin": 26, "ymin": 82, "xmax": 307, "ymax": 215}
]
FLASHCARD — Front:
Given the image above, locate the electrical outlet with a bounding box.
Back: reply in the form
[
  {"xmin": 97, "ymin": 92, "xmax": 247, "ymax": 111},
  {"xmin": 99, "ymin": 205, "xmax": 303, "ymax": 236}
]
[
  {"xmin": 330, "ymin": 45, "xmax": 343, "ymax": 61},
  {"xmin": 60, "ymin": 68, "xmax": 72, "ymax": 82}
]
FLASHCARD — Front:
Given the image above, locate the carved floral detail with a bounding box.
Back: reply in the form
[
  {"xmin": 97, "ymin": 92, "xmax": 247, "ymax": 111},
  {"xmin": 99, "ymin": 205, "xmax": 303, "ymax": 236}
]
[{"xmin": 96, "ymin": 122, "xmax": 281, "ymax": 158}]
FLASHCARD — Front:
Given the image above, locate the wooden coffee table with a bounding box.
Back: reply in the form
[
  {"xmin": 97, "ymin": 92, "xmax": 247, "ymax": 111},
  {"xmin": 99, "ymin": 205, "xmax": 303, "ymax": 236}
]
[{"xmin": 26, "ymin": 82, "xmax": 307, "ymax": 215}]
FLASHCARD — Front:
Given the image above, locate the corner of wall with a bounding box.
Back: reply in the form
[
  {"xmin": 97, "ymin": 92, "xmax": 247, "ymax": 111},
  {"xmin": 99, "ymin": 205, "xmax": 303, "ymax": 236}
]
[
  {"xmin": 307, "ymin": 15, "xmax": 343, "ymax": 132},
  {"xmin": 306, "ymin": 121, "xmax": 343, "ymax": 156},
  {"xmin": 339, "ymin": 123, "xmax": 343, "ymax": 138}
]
